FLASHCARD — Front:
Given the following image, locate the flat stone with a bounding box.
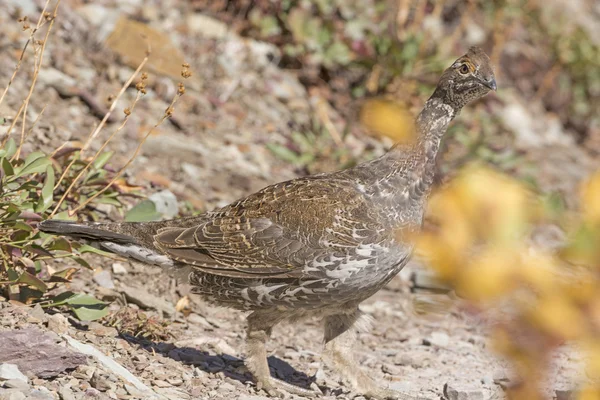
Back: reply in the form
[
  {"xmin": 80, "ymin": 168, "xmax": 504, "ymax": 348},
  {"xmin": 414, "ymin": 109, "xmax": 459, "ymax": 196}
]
[
  {"xmin": 47, "ymin": 313, "xmax": 70, "ymax": 335},
  {"xmin": 120, "ymin": 285, "xmax": 175, "ymax": 316},
  {"xmin": 423, "ymin": 332, "xmax": 450, "ymax": 348},
  {"xmin": 58, "ymin": 386, "xmax": 77, "ymax": 400},
  {"xmin": 0, "ymin": 389, "xmax": 27, "ymax": 400},
  {"xmin": 443, "ymin": 383, "xmax": 484, "ymax": 400},
  {"xmin": 556, "ymin": 389, "xmax": 575, "ymax": 400},
  {"xmin": 186, "ymin": 14, "xmax": 229, "ymax": 38},
  {"xmin": 0, "ymin": 329, "xmax": 87, "ymax": 379},
  {"xmin": 0, "ymin": 364, "xmax": 28, "ymax": 383},
  {"xmin": 93, "ymin": 269, "xmax": 115, "ymax": 289},
  {"xmin": 111, "ymin": 263, "xmax": 128, "ymax": 275},
  {"xmin": 1, "ymin": 379, "xmax": 29, "ymax": 390}
]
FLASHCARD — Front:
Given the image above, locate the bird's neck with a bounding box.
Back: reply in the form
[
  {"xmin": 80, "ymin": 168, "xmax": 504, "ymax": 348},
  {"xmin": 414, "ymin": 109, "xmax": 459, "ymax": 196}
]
[
  {"xmin": 349, "ymin": 96, "xmax": 457, "ymax": 212},
  {"xmin": 413, "ymin": 96, "xmax": 457, "ymax": 180},
  {"xmin": 378, "ymin": 97, "xmax": 457, "ymax": 202}
]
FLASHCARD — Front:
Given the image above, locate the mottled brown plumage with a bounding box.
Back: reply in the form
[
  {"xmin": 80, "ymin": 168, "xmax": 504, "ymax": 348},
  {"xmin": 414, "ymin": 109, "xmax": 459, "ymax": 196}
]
[{"xmin": 40, "ymin": 47, "xmax": 496, "ymax": 399}]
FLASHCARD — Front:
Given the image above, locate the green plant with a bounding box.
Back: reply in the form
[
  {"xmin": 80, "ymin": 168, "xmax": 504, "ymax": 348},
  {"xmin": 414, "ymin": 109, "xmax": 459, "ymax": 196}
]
[{"xmin": 0, "ymin": 138, "xmax": 141, "ymax": 320}]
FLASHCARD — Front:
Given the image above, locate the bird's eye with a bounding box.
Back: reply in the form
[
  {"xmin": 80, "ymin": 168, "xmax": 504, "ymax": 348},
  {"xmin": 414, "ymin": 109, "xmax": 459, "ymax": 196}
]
[{"xmin": 459, "ymin": 64, "xmax": 470, "ymax": 74}]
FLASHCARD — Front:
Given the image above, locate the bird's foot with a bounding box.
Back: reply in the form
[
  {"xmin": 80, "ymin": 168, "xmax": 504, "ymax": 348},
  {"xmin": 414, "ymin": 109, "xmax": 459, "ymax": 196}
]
[{"xmin": 256, "ymin": 376, "xmax": 321, "ymax": 398}]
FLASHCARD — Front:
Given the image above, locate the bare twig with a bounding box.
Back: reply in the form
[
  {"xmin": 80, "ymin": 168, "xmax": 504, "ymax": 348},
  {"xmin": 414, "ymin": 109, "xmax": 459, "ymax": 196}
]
[
  {"xmin": 69, "ymin": 91, "xmax": 184, "ymax": 215},
  {"xmin": 53, "ymin": 52, "xmax": 150, "ymax": 199},
  {"xmin": 14, "ymin": 0, "xmax": 61, "ymax": 160},
  {"xmin": 50, "ymin": 90, "xmax": 144, "ymax": 217},
  {"xmin": 0, "ymin": 0, "xmax": 53, "ymax": 108}
]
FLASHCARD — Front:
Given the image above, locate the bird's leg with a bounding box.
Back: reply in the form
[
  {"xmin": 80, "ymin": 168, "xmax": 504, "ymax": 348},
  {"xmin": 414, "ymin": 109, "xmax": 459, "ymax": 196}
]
[
  {"xmin": 246, "ymin": 310, "xmax": 318, "ymax": 398},
  {"xmin": 322, "ymin": 310, "xmax": 428, "ymax": 400}
]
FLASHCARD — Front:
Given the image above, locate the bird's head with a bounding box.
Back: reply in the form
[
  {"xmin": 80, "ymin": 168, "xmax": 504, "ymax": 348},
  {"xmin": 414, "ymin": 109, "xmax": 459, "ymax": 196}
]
[{"xmin": 433, "ymin": 47, "xmax": 496, "ymax": 110}]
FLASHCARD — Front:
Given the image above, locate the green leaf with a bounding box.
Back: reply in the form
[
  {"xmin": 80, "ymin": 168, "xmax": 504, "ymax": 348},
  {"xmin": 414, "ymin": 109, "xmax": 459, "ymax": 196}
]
[
  {"xmin": 125, "ymin": 199, "xmax": 161, "ymax": 222},
  {"xmin": 17, "ymin": 271, "xmax": 48, "ymax": 292},
  {"xmin": 36, "ymin": 165, "xmax": 55, "ymax": 212},
  {"xmin": 0, "ymin": 138, "xmax": 17, "ymax": 158},
  {"xmin": 46, "ymin": 237, "xmax": 72, "ymax": 252},
  {"xmin": 95, "ymin": 196, "xmax": 122, "ymax": 207},
  {"xmin": 13, "ymin": 155, "xmax": 52, "ymax": 178},
  {"xmin": 1, "ymin": 157, "xmax": 14, "ymax": 176},
  {"xmin": 266, "ymin": 143, "xmax": 300, "ymax": 164},
  {"xmin": 47, "ymin": 291, "xmax": 77, "ymax": 307},
  {"xmin": 92, "ymin": 151, "xmax": 114, "ymax": 169},
  {"xmin": 74, "ymin": 243, "xmax": 114, "ymax": 257},
  {"xmin": 63, "ymin": 293, "xmax": 109, "ymax": 321},
  {"xmin": 71, "ymin": 256, "xmax": 92, "ymax": 269}
]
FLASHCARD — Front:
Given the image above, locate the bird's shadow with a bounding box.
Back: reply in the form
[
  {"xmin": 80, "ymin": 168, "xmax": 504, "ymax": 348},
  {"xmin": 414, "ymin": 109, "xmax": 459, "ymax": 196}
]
[{"xmin": 120, "ymin": 333, "xmax": 316, "ymax": 390}]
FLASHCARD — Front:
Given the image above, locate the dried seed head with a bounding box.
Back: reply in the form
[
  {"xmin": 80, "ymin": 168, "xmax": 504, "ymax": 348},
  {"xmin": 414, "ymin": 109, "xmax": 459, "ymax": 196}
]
[
  {"xmin": 177, "ymin": 82, "xmax": 185, "ymax": 95},
  {"xmin": 181, "ymin": 63, "xmax": 192, "ymax": 79},
  {"xmin": 43, "ymin": 12, "xmax": 52, "ymax": 21},
  {"xmin": 124, "ymin": 108, "xmax": 131, "ymax": 116},
  {"xmin": 165, "ymin": 106, "xmax": 174, "ymax": 116}
]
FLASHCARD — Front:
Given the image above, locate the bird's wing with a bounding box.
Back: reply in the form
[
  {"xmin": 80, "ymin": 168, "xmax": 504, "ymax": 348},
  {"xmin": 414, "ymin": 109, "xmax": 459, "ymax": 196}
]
[{"xmin": 153, "ymin": 177, "xmax": 381, "ymax": 279}]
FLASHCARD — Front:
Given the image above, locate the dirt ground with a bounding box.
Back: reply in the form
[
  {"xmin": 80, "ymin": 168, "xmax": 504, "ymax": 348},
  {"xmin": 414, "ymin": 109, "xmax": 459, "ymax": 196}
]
[{"xmin": 0, "ymin": 1, "xmax": 598, "ymax": 399}]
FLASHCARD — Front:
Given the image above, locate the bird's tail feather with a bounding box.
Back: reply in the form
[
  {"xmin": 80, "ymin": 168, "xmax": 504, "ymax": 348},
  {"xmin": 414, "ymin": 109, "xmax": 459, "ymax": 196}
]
[
  {"xmin": 38, "ymin": 220, "xmax": 176, "ymax": 268},
  {"xmin": 38, "ymin": 220, "xmax": 136, "ymax": 243}
]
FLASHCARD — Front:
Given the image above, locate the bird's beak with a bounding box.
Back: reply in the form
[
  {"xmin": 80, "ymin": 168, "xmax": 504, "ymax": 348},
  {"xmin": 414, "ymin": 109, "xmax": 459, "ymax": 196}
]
[{"xmin": 484, "ymin": 77, "xmax": 497, "ymax": 91}]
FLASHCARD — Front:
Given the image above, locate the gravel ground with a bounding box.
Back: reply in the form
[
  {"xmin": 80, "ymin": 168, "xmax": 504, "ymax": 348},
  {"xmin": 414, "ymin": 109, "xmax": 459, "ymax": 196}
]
[{"xmin": 0, "ymin": 1, "xmax": 597, "ymax": 399}]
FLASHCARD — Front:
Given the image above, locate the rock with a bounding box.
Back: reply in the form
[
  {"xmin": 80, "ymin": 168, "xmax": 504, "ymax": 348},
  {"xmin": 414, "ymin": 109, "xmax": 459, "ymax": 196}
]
[
  {"xmin": 61, "ymin": 335, "xmax": 158, "ymax": 398},
  {"xmin": 149, "ymin": 190, "xmax": 179, "ymax": 219},
  {"xmin": 92, "ymin": 269, "xmax": 115, "ymax": 289},
  {"xmin": 58, "ymin": 385, "xmax": 77, "ymax": 400},
  {"xmin": 47, "ymin": 313, "xmax": 70, "ymax": 335},
  {"xmin": 443, "ymin": 383, "xmax": 484, "ymax": 400},
  {"xmin": 88, "ymin": 322, "xmax": 118, "ymax": 338},
  {"xmin": 152, "ymin": 380, "xmax": 171, "ymax": 388},
  {"xmin": 423, "ymin": 332, "xmax": 450, "ymax": 348},
  {"xmin": 120, "ymin": 285, "xmax": 175, "ymax": 316},
  {"xmin": 2, "ymin": 379, "xmax": 30, "ymax": 390},
  {"xmin": 238, "ymin": 396, "xmax": 270, "ymax": 400},
  {"xmin": 24, "ymin": 387, "xmax": 55, "ymax": 400},
  {"xmin": 0, "ymin": 364, "xmax": 28, "ymax": 384},
  {"xmin": 111, "ymin": 263, "xmax": 128, "ymax": 275},
  {"xmin": 500, "ymin": 97, "xmax": 573, "ymax": 150},
  {"xmin": 90, "ymin": 371, "xmax": 112, "ymax": 392},
  {"xmin": 186, "ymin": 14, "xmax": 229, "ymax": 38},
  {"xmin": 0, "ymin": 329, "xmax": 87, "ymax": 379},
  {"xmin": 0, "ymin": 390, "xmax": 27, "ymax": 400},
  {"xmin": 26, "ymin": 304, "xmax": 46, "ymax": 323},
  {"xmin": 37, "ymin": 68, "xmax": 77, "ymax": 90},
  {"xmin": 556, "ymin": 389, "xmax": 575, "ymax": 400}
]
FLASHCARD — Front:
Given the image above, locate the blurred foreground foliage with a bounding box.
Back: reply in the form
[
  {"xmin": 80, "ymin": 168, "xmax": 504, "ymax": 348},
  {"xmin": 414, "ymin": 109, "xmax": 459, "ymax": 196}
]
[
  {"xmin": 0, "ymin": 137, "xmax": 143, "ymax": 320},
  {"xmin": 418, "ymin": 166, "xmax": 600, "ymax": 399}
]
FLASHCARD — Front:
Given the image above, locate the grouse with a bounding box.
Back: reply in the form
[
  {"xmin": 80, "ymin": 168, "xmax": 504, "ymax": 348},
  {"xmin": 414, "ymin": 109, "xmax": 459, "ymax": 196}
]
[{"xmin": 39, "ymin": 47, "xmax": 496, "ymax": 399}]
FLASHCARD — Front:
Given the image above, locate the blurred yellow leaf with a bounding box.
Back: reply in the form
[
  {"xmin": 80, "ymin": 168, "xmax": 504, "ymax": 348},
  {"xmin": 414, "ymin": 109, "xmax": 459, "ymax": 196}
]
[
  {"xmin": 584, "ymin": 340, "xmax": 600, "ymax": 381},
  {"xmin": 426, "ymin": 188, "xmax": 474, "ymax": 253},
  {"xmin": 581, "ymin": 171, "xmax": 600, "ymax": 223},
  {"xmin": 457, "ymin": 248, "xmax": 518, "ymax": 301},
  {"xmin": 359, "ymin": 99, "xmax": 415, "ymax": 143},
  {"xmin": 518, "ymin": 254, "xmax": 558, "ymax": 293},
  {"xmin": 416, "ymin": 234, "xmax": 462, "ymax": 280},
  {"xmin": 453, "ymin": 166, "xmax": 533, "ymax": 243},
  {"xmin": 531, "ymin": 295, "xmax": 585, "ymax": 340},
  {"xmin": 578, "ymin": 386, "xmax": 600, "ymax": 400}
]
